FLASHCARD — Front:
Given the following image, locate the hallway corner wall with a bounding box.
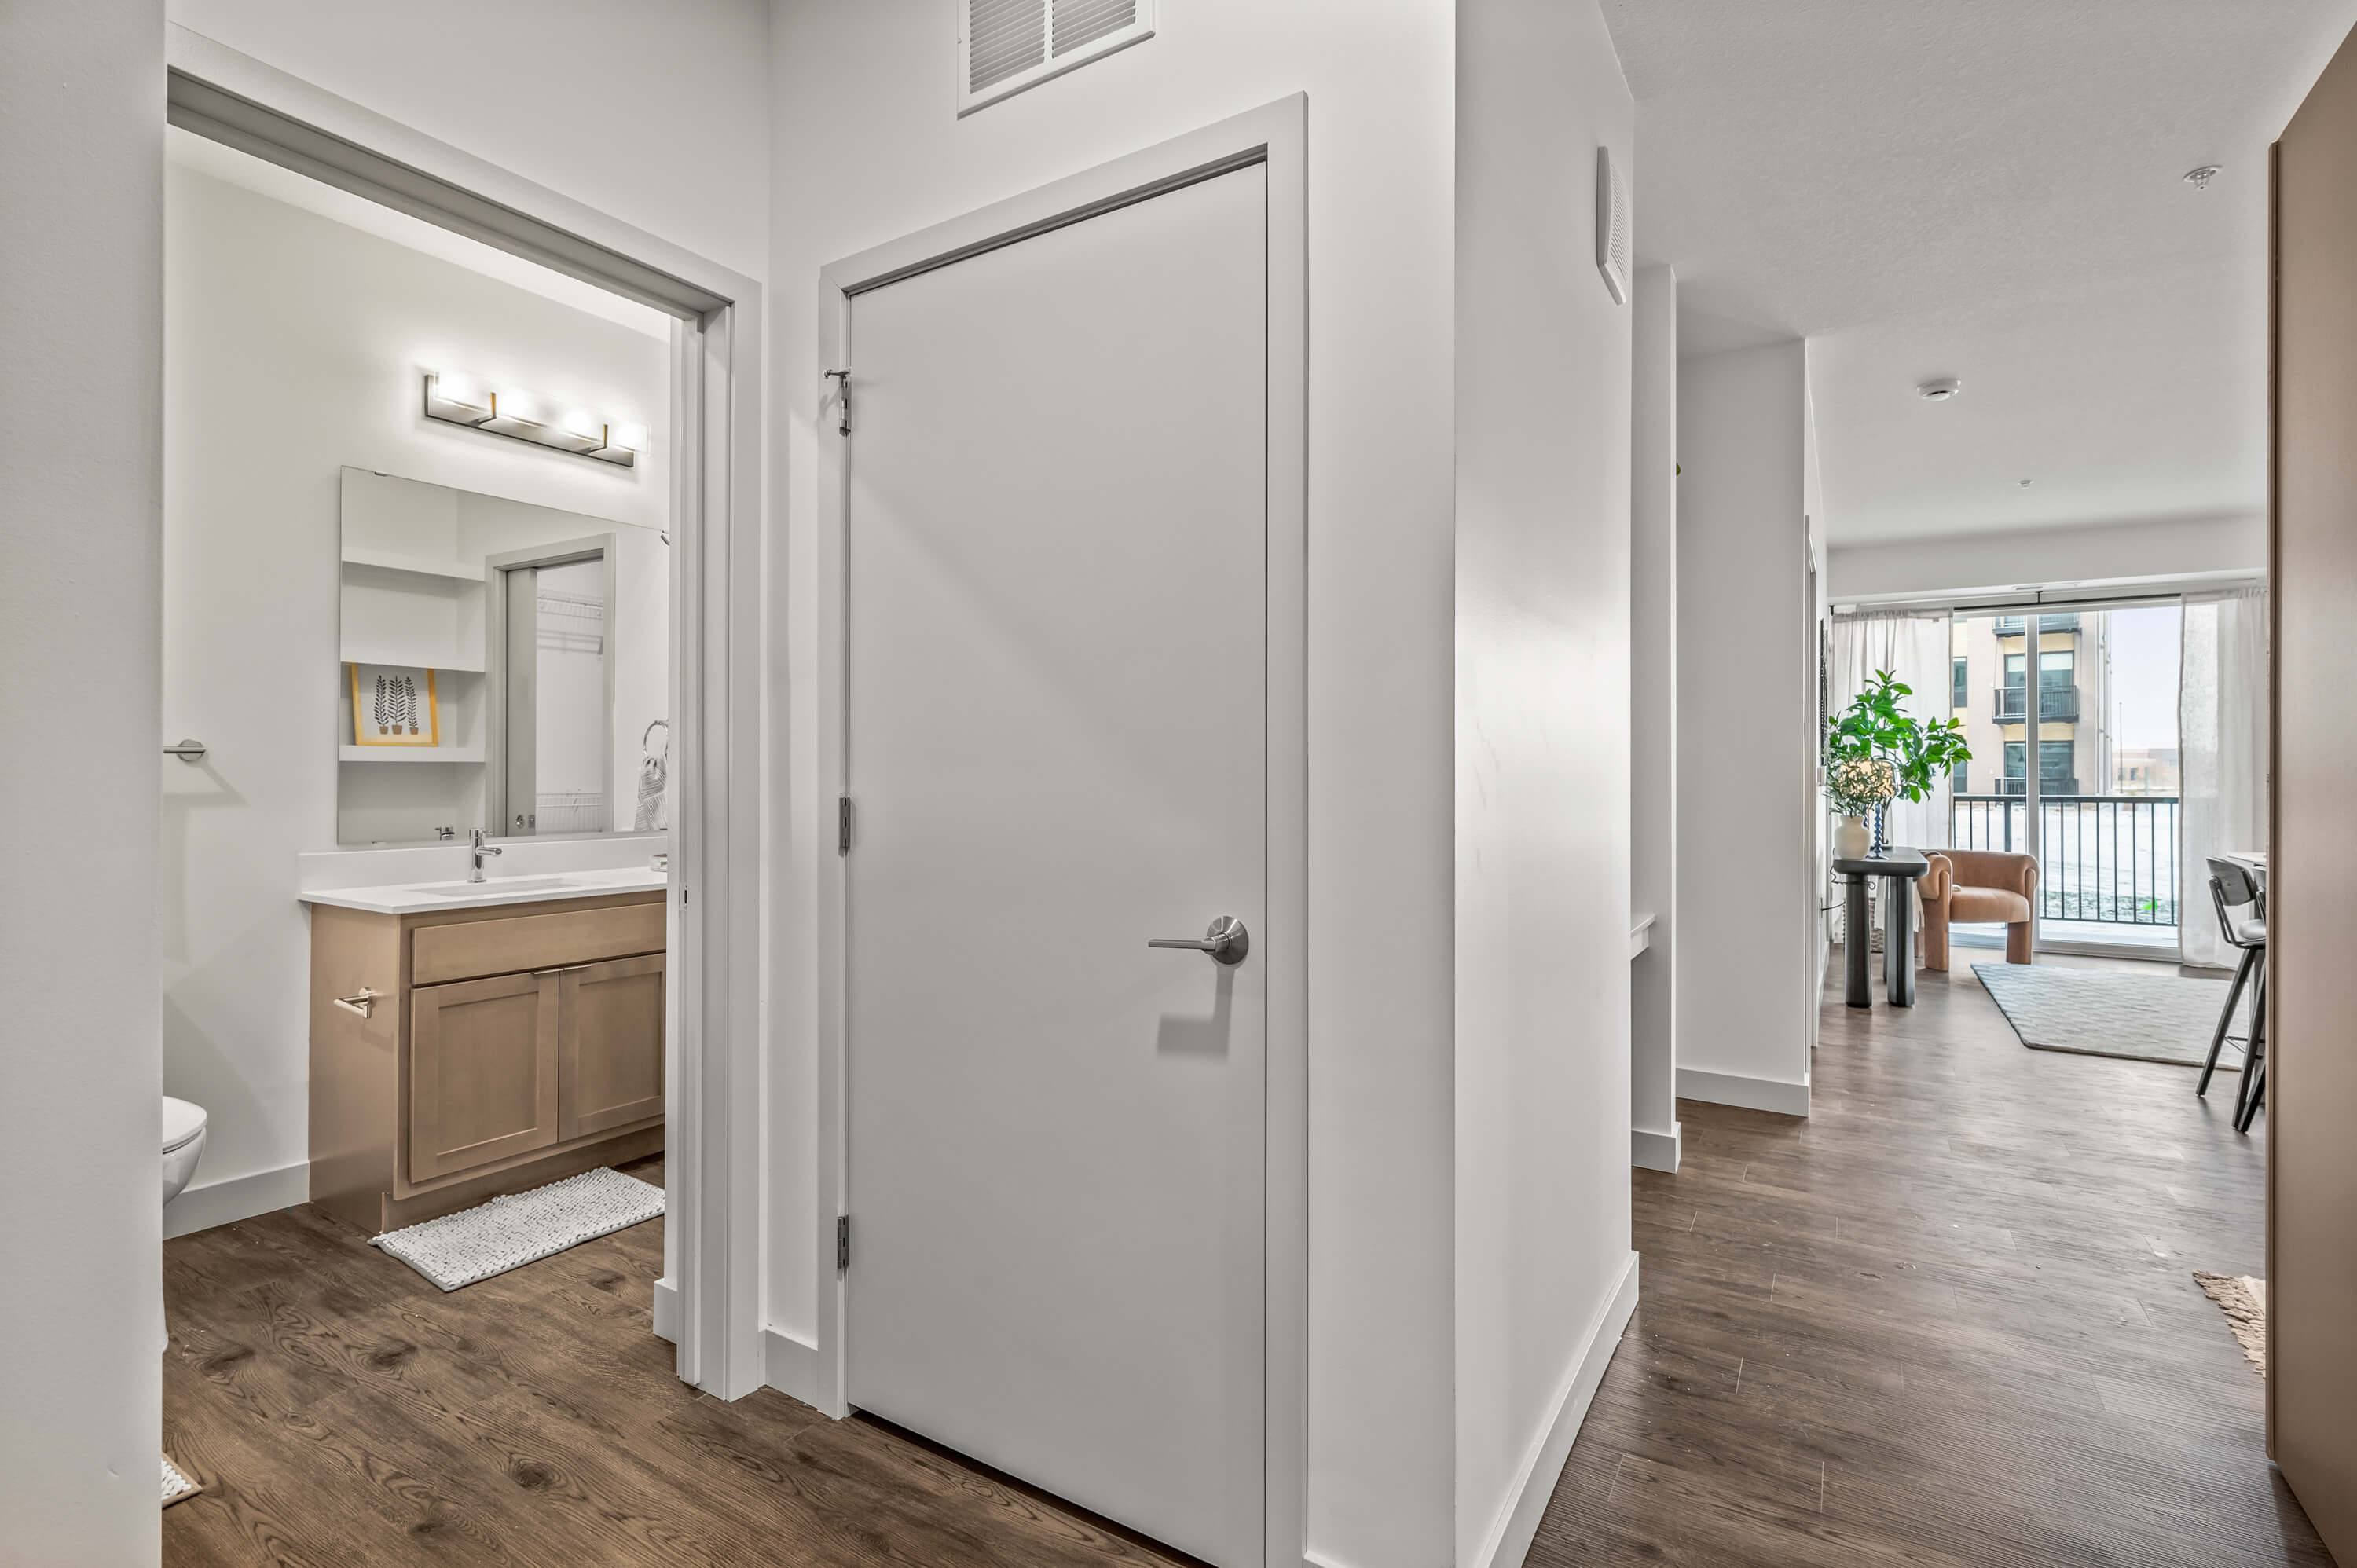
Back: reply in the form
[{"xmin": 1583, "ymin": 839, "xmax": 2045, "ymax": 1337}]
[
  {"xmin": 1674, "ymin": 340, "xmax": 1816, "ymax": 1115},
  {"xmin": 1630, "ymin": 266, "xmax": 1680, "ymax": 1171},
  {"xmin": 1453, "ymin": 4, "xmax": 1640, "ymax": 1564},
  {"xmin": 0, "ymin": 2, "xmax": 167, "ymax": 1559}
]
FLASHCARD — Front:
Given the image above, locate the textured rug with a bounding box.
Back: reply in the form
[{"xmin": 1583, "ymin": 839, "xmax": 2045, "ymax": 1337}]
[
  {"xmin": 372, "ymin": 1167, "xmax": 663, "ymax": 1291},
  {"xmin": 162, "ymin": 1454, "xmax": 200, "ymax": 1508},
  {"xmin": 2194, "ymin": 1272, "xmax": 2268, "ymax": 1375},
  {"xmin": 1973, "ymin": 962, "xmax": 2249, "ymax": 1070}
]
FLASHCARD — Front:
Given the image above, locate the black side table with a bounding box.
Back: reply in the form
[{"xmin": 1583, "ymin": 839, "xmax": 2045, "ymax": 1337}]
[{"xmin": 1834, "ymin": 849, "xmax": 1931, "ymax": 1008}]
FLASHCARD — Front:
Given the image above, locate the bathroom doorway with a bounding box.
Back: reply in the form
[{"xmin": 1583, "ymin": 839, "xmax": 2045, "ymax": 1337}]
[{"xmin": 161, "ymin": 39, "xmax": 764, "ymax": 1402}]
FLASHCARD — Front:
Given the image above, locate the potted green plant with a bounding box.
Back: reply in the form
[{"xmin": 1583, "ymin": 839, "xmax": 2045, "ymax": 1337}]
[{"xmin": 1824, "ymin": 669, "xmax": 1971, "ymax": 858}]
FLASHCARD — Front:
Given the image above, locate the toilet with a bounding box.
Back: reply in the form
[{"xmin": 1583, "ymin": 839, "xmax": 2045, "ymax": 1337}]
[{"xmin": 163, "ymin": 1096, "xmax": 207, "ymax": 1207}]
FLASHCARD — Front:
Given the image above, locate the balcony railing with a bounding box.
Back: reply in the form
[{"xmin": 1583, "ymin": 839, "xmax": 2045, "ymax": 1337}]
[
  {"xmin": 1993, "ymin": 613, "xmax": 2080, "ymax": 634},
  {"xmin": 1993, "ymin": 683, "xmax": 2080, "ymax": 723},
  {"xmin": 1948, "ymin": 794, "xmax": 2179, "ymax": 927}
]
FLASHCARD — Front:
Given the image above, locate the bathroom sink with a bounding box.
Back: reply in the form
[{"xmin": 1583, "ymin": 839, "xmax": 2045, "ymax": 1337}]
[
  {"xmin": 302, "ymin": 866, "xmax": 667, "ymax": 915},
  {"xmin": 438, "ymin": 876, "xmax": 585, "ymax": 898}
]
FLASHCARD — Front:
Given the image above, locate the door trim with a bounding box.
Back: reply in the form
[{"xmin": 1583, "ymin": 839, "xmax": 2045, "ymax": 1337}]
[
  {"xmin": 485, "ymin": 534, "xmax": 618, "ymax": 838},
  {"xmin": 167, "ymin": 24, "xmax": 766, "ymax": 1399},
  {"xmin": 812, "ymin": 94, "xmax": 1308, "ymax": 1568}
]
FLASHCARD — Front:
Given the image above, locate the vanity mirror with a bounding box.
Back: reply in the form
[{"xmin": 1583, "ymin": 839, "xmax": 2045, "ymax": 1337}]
[{"xmin": 337, "ymin": 467, "xmax": 668, "ymax": 846}]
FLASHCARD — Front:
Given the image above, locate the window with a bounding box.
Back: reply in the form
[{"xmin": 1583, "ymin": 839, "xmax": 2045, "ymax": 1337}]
[
  {"xmin": 2003, "ymin": 739, "xmax": 2076, "ymax": 794},
  {"xmin": 2004, "ymin": 651, "xmax": 2026, "ymax": 687},
  {"xmin": 1952, "ymin": 656, "xmax": 1968, "ymax": 709},
  {"xmin": 2040, "ymin": 648, "xmax": 2073, "ymax": 690}
]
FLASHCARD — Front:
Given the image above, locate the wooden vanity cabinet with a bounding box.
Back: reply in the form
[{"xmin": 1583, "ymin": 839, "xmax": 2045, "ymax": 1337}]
[{"xmin": 309, "ymin": 889, "xmax": 665, "ymax": 1233}]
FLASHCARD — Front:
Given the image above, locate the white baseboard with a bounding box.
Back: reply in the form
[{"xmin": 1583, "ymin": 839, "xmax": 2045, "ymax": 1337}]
[
  {"xmin": 1467, "ymin": 1249, "xmax": 1640, "ymax": 1568},
  {"xmin": 163, "ymin": 1160, "xmax": 309, "ymax": 1240},
  {"xmin": 651, "ymin": 1277, "xmax": 679, "ymax": 1343},
  {"xmin": 1677, "ymin": 1066, "xmax": 1809, "ymax": 1118},
  {"xmin": 1631, "ymin": 1123, "xmax": 1681, "ymax": 1173},
  {"xmin": 762, "ymin": 1324, "xmax": 822, "ymax": 1408}
]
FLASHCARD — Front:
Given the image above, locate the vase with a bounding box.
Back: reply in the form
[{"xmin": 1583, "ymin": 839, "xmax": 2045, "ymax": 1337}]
[
  {"xmin": 1835, "ymin": 814, "xmax": 1870, "ymax": 861},
  {"xmin": 1870, "ymin": 800, "xmax": 1889, "ymax": 858}
]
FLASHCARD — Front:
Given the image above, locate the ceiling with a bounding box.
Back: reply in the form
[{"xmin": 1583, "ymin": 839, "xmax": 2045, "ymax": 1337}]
[{"xmin": 1600, "ymin": 0, "xmax": 2357, "ymax": 545}]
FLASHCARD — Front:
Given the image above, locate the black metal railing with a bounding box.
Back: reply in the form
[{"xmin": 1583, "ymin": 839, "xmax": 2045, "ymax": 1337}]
[
  {"xmin": 1993, "ymin": 683, "xmax": 2080, "ymax": 723},
  {"xmin": 1993, "ymin": 613, "xmax": 2080, "ymax": 634},
  {"xmin": 1948, "ymin": 794, "xmax": 2179, "ymax": 926}
]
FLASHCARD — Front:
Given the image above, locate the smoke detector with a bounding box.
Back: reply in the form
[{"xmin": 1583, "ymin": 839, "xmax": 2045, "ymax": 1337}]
[
  {"xmin": 2183, "ymin": 165, "xmax": 2222, "ymax": 189},
  {"xmin": 1917, "ymin": 377, "xmax": 1963, "ymax": 402}
]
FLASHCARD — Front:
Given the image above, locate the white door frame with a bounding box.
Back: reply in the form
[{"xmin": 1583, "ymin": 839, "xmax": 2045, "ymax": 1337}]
[
  {"xmin": 164, "ymin": 25, "xmax": 768, "ymax": 1400},
  {"xmin": 812, "ymin": 95, "xmax": 1308, "ymax": 1566}
]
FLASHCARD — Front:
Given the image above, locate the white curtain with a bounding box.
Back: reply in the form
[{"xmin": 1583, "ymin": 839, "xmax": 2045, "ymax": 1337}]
[
  {"xmin": 1827, "ymin": 608, "xmax": 1953, "ymax": 943},
  {"xmin": 1827, "ymin": 609, "xmax": 1954, "ymax": 853},
  {"xmin": 2179, "ymin": 586, "xmax": 2270, "ymax": 969}
]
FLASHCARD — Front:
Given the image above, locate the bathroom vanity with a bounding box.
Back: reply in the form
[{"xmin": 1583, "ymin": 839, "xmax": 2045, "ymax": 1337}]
[{"xmin": 302, "ymin": 870, "xmax": 666, "ymax": 1233}]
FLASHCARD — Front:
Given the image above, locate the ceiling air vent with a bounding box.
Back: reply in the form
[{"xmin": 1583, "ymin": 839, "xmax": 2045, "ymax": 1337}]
[{"xmin": 959, "ymin": 0, "xmax": 1155, "ymax": 116}]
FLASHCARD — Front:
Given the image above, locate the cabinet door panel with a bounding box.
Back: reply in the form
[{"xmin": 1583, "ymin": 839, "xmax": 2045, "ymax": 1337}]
[
  {"xmin": 410, "ymin": 970, "xmax": 561, "ymax": 1182},
  {"xmin": 561, "ymin": 953, "xmax": 666, "ymax": 1141}
]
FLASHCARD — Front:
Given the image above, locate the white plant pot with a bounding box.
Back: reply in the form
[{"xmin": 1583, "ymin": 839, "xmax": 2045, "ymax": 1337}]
[{"xmin": 1834, "ymin": 814, "xmax": 1871, "ymax": 862}]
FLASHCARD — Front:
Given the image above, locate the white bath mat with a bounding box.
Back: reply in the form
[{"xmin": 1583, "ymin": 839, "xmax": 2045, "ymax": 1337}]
[
  {"xmin": 372, "ymin": 1167, "xmax": 662, "ymax": 1291},
  {"xmin": 162, "ymin": 1454, "xmax": 200, "ymax": 1508}
]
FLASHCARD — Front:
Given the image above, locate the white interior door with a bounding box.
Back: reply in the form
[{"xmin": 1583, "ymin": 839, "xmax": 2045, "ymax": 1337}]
[{"xmin": 844, "ymin": 163, "xmax": 1269, "ymax": 1566}]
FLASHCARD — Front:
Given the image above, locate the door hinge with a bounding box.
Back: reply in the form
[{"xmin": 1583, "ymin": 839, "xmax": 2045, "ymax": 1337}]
[
  {"xmin": 836, "ymin": 1214, "xmax": 851, "ymax": 1272},
  {"xmin": 824, "ymin": 368, "xmax": 851, "ymax": 436},
  {"xmin": 838, "ymin": 796, "xmax": 854, "ymax": 855}
]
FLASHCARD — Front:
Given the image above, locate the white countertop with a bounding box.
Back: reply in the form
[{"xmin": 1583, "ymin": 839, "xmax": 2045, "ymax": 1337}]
[{"xmin": 299, "ymin": 865, "xmax": 667, "ymax": 915}]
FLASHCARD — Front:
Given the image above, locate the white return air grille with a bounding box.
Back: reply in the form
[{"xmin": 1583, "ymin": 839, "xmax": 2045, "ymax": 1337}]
[{"xmin": 959, "ymin": 0, "xmax": 1155, "ymax": 115}]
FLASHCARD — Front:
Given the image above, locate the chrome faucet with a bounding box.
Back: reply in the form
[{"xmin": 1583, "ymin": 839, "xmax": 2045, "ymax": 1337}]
[{"xmin": 470, "ymin": 826, "xmax": 503, "ymax": 884}]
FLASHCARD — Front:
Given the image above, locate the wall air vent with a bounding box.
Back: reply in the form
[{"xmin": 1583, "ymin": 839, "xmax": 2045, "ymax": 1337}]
[
  {"xmin": 1596, "ymin": 146, "xmax": 1630, "ymax": 306},
  {"xmin": 959, "ymin": 0, "xmax": 1155, "ymax": 116}
]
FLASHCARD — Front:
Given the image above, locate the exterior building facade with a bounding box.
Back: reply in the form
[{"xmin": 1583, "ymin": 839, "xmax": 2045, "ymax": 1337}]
[{"xmin": 1951, "ymin": 612, "xmax": 2112, "ymax": 797}]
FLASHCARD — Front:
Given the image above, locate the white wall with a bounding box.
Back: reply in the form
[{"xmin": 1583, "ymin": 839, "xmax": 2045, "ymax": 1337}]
[
  {"xmin": 0, "ymin": 2, "xmax": 165, "ymax": 1557},
  {"xmin": 1629, "ymin": 266, "xmax": 1679, "ymax": 1170},
  {"xmin": 1453, "ymin": 7, "xmax": 1638, "ymax": 1565},
  {"xmin": 1828, "ymin": 512, "xmax": 2268, "ymax": 602},
  {"xmin": 163, "ymin": 156, "xmax": 669, "ymax": 1233},
  {"xmin": 166, "ymin": 0, "xmax": 772, "ymax": 281},
  {"xmin": 1675, "ymin": 342, "xmax": 1815, "ymax": 1114},
  {"xmin": 768, "ymin": 6, "xmax": 1458, "ymax": 1563}
]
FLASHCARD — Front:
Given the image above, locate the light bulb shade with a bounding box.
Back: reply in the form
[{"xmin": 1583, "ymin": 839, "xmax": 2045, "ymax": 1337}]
[{"xmin": 421, "ymin": 371, "xmax": 639, "ymax": 467}]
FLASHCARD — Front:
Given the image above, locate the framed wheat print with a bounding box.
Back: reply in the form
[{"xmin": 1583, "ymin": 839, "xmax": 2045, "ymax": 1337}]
[{"xmin": 349, "ymin": 663, "xmax": 442, "ymax": 746}]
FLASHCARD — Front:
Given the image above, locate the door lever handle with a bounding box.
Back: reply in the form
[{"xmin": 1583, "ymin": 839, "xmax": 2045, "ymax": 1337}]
[{"xmin": 1147, "ymin": 915, "xmax": 1250, "ymax": 966}]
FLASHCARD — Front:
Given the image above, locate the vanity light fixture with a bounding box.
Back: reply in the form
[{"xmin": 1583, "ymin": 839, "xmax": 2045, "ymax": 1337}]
[{"xmin": 422, "ymin": 372, "xmax": 647, "ymax": 467}]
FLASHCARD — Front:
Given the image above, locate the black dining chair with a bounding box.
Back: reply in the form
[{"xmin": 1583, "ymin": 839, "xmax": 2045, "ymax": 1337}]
[{"xmin": 2198, "ymin": 856, "xmax": 2267, "ymax": 1133}]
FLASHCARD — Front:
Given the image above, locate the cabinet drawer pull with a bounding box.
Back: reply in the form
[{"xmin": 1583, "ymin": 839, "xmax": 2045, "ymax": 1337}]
[
  {"xmin": 333, "ymin": 988, "xmax": 383, "ymax": 1017},
  {"xmin": 532, "ymin": 964, "xmax": 594, "ymax": 977}
]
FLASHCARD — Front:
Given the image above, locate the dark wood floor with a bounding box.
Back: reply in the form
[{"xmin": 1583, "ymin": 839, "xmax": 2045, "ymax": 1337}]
[
  {"xmin": 166, "ymin": 947, "xmax": 2327, "ymax": 1567},
  {"xmin": 162, "ymin": 1156, "xmax": 1175, "ymax": 1567},
  {"xmin": 1530, "ymin": 945, "xmax": 2330, "ymax": 1568}
]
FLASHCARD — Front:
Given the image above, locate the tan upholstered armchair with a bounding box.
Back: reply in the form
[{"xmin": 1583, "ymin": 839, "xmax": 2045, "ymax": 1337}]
[{"xmin": 1923, "ymin": 849, "xmax": 2039, "ymax": 969}]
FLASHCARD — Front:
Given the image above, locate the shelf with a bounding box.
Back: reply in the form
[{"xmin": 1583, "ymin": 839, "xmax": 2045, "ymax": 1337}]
[
  {"xmin": 340, "ymin": 646, "xmax": 486, "ymax": 675},
  {"xmin": 341, "ymin": 547, "xmax": 486, "ymax": 581},
  {"xmin": 340, "ymin": 746, "xmax": 485, "ymax": 764}
]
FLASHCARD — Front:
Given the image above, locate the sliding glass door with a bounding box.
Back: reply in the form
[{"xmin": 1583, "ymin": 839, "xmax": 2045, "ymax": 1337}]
[{"xmin": 1948, "ymin": 603, "xmax": 2183, "ymax": 954}]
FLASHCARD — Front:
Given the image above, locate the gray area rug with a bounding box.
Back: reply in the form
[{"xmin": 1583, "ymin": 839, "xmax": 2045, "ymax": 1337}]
[
  {"xmin": 1973, "ymin": 962, "xmax": 2249, "ymax": 1070},
  {"xmin": 372, "ymin": 1167, "xmax": 662, "ymax": 1291}
]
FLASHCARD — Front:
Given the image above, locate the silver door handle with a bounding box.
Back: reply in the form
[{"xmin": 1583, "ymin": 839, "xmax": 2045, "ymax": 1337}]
[
  {"xmin": 1148, "ymin": 915, "xmax": 1250, "ymax": 966},
  {"xmin": 333, "ymin": 988, "xmax": 382, "ymax": 1017}
]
